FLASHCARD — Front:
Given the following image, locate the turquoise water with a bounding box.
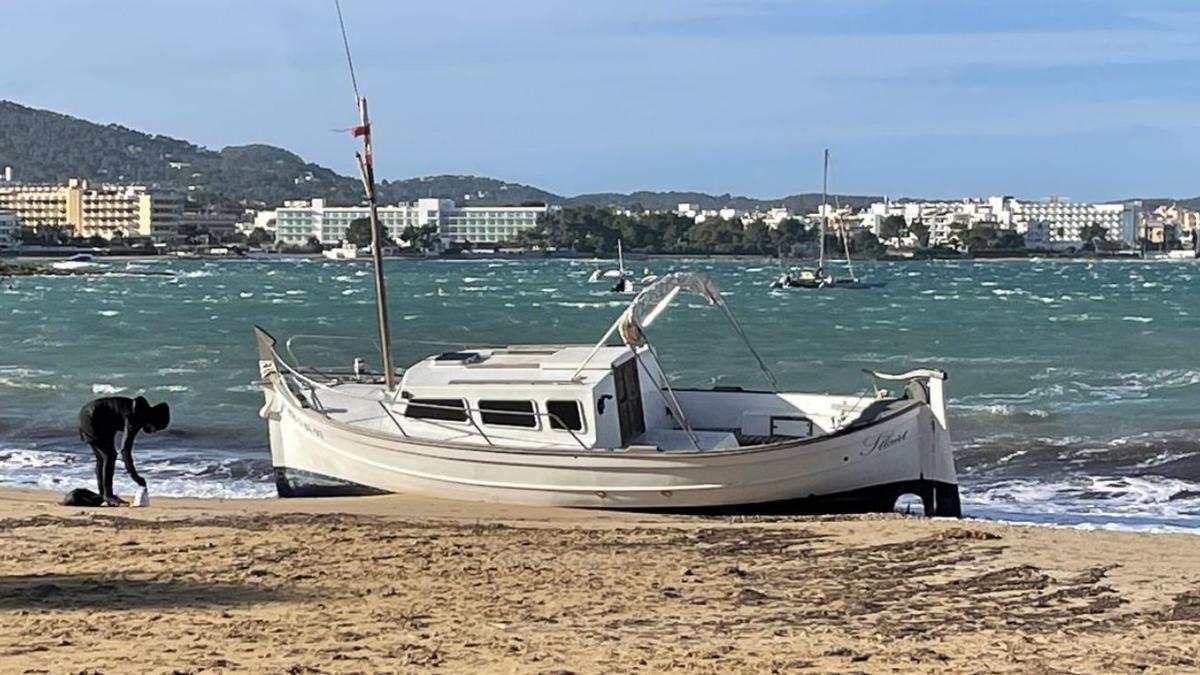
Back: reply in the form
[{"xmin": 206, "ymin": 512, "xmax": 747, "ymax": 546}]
[{"xmin": 2, "ymin": 257, "xmax": 1199, "ymax": 531}]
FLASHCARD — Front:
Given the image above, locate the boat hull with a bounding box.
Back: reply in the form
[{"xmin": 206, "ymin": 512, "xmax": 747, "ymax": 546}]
[{"xmin": 259, "ymin": 370, "xmax": 960, "ymax": 516}]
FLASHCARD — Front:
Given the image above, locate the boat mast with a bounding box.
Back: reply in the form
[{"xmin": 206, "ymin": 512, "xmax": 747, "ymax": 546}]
[
  {"xmin": 819, "ymin": 148, "xmax": 828, "ymax": 270},
  {"xmin": 618, "ymin": 239, "xmax": 625, "ymax": 276},
  {"xmin": 338, "ymin": 1, "xmax": 395, "ymax": 390},
  {"xmin": 355, "ymin": 99, "xmax": 396, "ymax": 390}
]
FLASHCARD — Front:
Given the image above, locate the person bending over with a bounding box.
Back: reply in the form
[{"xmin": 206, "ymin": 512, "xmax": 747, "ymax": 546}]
[{"xmin": 78, "ymin": 396, "xmax": 170, "ymax": 506}]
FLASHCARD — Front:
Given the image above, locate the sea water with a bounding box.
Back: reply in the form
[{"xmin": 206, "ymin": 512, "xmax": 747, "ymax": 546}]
[{"xmin": 1, "ymin": 257, "xmax": 1198, "ymax": 532}]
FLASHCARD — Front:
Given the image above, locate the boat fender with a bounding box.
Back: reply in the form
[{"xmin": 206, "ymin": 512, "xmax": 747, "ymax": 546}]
[{"xmin": 258, "ymin": 388, "xmax": 282, "ymax": 420}]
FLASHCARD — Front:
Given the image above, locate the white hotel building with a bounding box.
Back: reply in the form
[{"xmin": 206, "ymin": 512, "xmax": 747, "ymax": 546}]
[
  {"xmin": 860, "ymin": 196, "xmax": 1139, "ymax": 249},
  {"xmin": 272, "ymin": 198, "xmax": 553, "ymax": 247}
]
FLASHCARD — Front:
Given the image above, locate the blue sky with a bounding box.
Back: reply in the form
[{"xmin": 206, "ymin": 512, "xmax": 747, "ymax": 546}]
[{"xmin": 4, "ymin": 0, "xmax": 1200, "ymax": 200}]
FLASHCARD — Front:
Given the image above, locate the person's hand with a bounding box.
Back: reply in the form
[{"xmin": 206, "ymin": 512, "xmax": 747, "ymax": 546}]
[{"xmin": 103, "ymin": 495, "xmax": 129, "ymax": 507}]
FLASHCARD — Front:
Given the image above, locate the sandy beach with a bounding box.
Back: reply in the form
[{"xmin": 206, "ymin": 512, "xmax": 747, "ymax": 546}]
[{"xmin": 0, "ymin": 487, "xmax": 1197, "ymax": 674}]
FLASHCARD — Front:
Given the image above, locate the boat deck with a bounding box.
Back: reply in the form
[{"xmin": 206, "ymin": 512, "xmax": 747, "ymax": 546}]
[{"xmin": 285, "ymin": 375, "xmax": 911, "ymax": 453}]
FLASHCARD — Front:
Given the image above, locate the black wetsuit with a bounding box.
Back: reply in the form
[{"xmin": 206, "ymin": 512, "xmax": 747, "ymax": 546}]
[{"xmin": 79, "ymin": 396, "xmax": 148, "ymax": 502}]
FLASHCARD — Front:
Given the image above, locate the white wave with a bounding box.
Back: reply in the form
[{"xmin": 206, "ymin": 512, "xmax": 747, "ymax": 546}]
[
  {"xmin": 1135, "ymin": 450, "xmax": 1199, "ymax": 470},
  {"xmin": 239, "ymin": 292, "xmax": 254, "ymax": 298},
  {"xmin": 1122, "ymin": 316, "xmax": 1154, "ymax": 323},
  {"xmin": 92, "ymin": 383, "xmax": 126, "ymax": 395},
  {"xmin": 97, "ymin": 310, "xmax": 120, "ymax": 317},
  {"xmin": 957, "ymin": 403, "xmax": 1051, "ymax": 418},
  {"xmin": 0, "ymin": 445, "xmax": 274, "ymax": 499},
  {"xmin": 962, "ymin": 474, "xmax": 1200, "ymax": 533}
]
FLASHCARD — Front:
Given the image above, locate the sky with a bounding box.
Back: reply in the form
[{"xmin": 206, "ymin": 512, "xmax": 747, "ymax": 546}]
[{"xmin": 4, "ymin": 0, "xmax": 1200, "ymax": 201}]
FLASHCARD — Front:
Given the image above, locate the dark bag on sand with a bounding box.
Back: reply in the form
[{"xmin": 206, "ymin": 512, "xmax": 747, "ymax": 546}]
[{"xmin": 61, "ymin": 488, "xmax": 105, "ymax": 507}]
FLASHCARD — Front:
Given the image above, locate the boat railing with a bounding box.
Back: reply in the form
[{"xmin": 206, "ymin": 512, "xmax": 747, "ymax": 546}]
[
  {"xmin": 285, "ymin": 334, "xmax": 379, "ymax": 371},
  {"xmin": 270, "ymin": 346, "xmax": 591, "ymax": 451}
]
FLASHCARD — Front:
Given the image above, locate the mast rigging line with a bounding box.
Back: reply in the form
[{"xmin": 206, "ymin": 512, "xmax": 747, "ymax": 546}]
[
  {"xmin": 334, "ymin": 0, "xmax": 360, "ymax": 101},
  {"xmin": 333, "ymin": 0, "xmax": 396, "ymax": 390}
]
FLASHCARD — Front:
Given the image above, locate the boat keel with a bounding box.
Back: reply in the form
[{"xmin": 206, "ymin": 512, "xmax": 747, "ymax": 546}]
[{"xmin": 274, "ymin": 467, "xmax": 390, "ymax": 498}]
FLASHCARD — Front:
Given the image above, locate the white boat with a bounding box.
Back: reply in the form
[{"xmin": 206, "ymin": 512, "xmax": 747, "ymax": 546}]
[
  {"xmin": 772, "ymin": 150, "xmax": 884, "ymax": 290},
  {"xmin": 586, "ymin": 269, "xmax": 622, "ymax": 283},
  {"xmin": 1144, "ymin": 249, "xmax": 1197, "ymax": 261},
  {"xmin": 253, "ymin": 16, "xmax": 958, "ymax": 516},
  {"xmin": 51, "ymin": 253, "xmax": 101, "ymax": 270},
  {"xmin": 323, "ymin": 243, "xmax": 363, "ymax": 260},
  {"xmin": 587, "ymin": 240, "xmax": 642, "ymax": 293},
  {"xmin": 255, "ymin": 272, "xmax": 960, "ymax": 515}
]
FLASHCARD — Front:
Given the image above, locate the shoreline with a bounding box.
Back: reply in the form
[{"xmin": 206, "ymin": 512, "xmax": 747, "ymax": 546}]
[
  {"xmin": 8, "ymin": 250, "xmax": 1184, "ymax": 264},
  {"xmin": 2, "ymin": 486, "xmax": 1198, "ymax": 672}
]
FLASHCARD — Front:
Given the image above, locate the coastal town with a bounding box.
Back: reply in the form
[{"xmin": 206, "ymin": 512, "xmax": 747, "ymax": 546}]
[{"xmin": 1, "ymin": 166, "xmax": 1198, "ymax": 259}]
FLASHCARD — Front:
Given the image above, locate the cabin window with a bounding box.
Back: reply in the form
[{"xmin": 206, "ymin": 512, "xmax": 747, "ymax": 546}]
[
  {"xmin": 547, "ymin": 400, "xmax": 584, "ymax": 431},
  {"xmin": 479, "ymin": 400, "xmax": 537, "ymax": 428},
  {"xmin": 405, "ymin": 398, "xmax": 467, "ymax": 422}
]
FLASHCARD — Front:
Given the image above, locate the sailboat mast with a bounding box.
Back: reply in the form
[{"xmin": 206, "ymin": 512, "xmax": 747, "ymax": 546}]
[
  {"xmin": 354, "ymin": 97, "xmax": 396, "ymax": 390},
  {"xmin": 618, "ymin": 239, "xmax": 625, "ymax": 275},
  {"xmin": 336, "ymin": 0, "xmax": 395, "ymax": 388},
  {"xmin": 819, "ymin": 148, "xmax": 828, "ymax": 268}
]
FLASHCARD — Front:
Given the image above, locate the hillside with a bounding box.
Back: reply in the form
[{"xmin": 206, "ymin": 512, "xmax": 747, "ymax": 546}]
[
  {"xmin": 0, "ymin": 99, "xmax": 929, "ymax": 213},
  {"xmin": 565, "ymin": 190, "xmax": 878, "ymax": 213}
]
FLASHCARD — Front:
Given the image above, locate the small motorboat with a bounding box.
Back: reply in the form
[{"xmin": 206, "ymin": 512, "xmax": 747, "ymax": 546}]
[{"xmin": 51, "ymin": 253, "xmax": 101, "ymax": 271}]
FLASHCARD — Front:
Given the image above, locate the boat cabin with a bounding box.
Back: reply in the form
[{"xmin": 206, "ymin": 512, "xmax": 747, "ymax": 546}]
[
  {"xmin": 367, "ymin": 343, "xmax": 892, "ymax": 452},
  {"xmin": 392, "ymin": 344, "xmax": 665, "ymax": 450}
]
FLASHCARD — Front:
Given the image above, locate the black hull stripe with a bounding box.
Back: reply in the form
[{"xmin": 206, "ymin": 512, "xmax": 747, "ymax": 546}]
[{"xmin": 273, "ymin": 467, "xmax": 962, "ymax": 517}]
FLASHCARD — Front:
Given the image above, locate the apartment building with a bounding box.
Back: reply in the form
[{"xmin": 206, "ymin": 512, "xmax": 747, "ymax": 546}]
[
  {"xmin": 0, "ymin": 209, "xmax": 18, "ymax": 248},
  {"xmin": 860, "ymin": 196, "xmax": 1138, "ymax": 249},
  {"xmin": 0, "ymin": 178, "xmax": 184, "ymax": 241},
  {"xmin": 272, "ymin": 198, "xmax": 552, "ymax": 246}
]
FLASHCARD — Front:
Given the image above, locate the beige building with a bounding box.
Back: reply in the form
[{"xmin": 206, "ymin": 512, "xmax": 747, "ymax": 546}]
[{"xmin": 0, "ymin": 178, "xmax": 183, "ymax": 241}]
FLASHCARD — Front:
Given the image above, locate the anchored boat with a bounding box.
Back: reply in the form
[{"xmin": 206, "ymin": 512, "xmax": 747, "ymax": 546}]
[{"xmin": 773, "ymin": 149, "xmax": 885, "ymax": 290}]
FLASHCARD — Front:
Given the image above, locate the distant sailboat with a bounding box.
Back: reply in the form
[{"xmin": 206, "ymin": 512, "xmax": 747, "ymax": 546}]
[
  {"xmin": 611, "ymin": 240, "xmax": 637, "ymax": 293},
  {"xmin": 588, "ymin": 240, "xmax": 643, "ymax": 293},
  {"xmin": 772, "ymin": 149, "xmax": 884, "ymax": 290}
]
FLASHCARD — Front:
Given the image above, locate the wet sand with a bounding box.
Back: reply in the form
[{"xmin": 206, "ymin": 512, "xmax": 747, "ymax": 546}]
[{"xmin": 1, "ymin": 487, "xmax": 1197, "ymax": 674}]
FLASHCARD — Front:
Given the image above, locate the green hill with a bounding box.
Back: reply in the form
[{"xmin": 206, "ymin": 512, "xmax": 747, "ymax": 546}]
[{"xmin": 0, "ymin": 99, "xmax": 884, "ymax": 212}]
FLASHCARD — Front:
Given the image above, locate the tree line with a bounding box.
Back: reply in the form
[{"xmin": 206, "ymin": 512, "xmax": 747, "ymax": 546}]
[{"xmin": 509, "ymin": 206, "xmax": 886, "ymax": 257}]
